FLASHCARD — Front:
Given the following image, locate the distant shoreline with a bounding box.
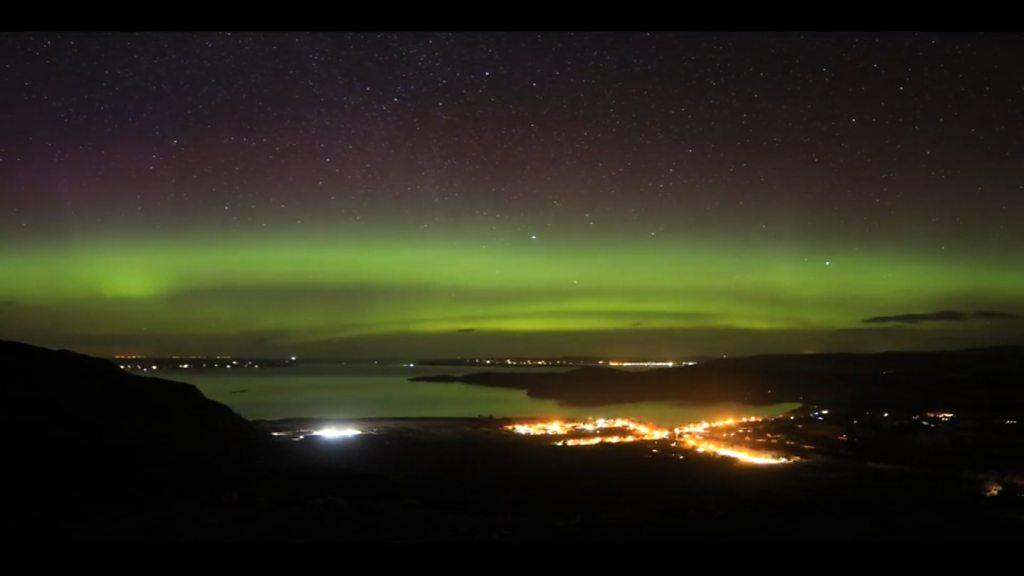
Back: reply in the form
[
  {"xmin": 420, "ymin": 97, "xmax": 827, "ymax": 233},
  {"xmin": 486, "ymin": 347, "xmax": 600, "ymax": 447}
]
[{"xmin": 410, "ymin": 346, "xmax": 1024, "ymax": 415}]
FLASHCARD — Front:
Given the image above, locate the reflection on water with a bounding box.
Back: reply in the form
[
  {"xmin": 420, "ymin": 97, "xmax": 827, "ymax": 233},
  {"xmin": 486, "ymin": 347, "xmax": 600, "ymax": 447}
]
[{"xmin": 179, "ymin": 362, "xmax": 799, "ymax": 426}]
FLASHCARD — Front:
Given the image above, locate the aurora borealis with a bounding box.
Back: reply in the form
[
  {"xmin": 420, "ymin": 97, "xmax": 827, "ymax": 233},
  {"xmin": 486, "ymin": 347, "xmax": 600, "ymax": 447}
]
[{"xmin": 2, "ymin": 32, "xmax": 1023, "ymax": 358}]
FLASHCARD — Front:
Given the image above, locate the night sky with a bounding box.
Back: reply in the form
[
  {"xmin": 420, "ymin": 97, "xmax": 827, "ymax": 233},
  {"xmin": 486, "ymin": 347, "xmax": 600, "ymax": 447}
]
[{"xmin": 2, "ymin": 32, "xmax": 1023, "ymax": 359}]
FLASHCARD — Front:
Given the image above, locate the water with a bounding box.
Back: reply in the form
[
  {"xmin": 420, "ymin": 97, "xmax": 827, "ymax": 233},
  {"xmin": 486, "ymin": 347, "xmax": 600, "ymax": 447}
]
[{"xmin": 178, "ymin": 362, "xmax": 800, "ymax": 427}]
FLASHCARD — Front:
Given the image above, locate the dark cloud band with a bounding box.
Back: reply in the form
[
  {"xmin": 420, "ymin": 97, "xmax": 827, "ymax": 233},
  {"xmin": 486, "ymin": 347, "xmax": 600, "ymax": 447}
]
[{"xmin": 863, "ymin": 310, "xmax": 1018, "ymax": 324}]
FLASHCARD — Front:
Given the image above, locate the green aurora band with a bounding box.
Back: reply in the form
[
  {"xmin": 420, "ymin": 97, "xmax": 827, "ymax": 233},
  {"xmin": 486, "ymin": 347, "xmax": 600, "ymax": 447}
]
[{"xmin": 1, "ymin": 229, "xmax": 1022, "ymax": 358}]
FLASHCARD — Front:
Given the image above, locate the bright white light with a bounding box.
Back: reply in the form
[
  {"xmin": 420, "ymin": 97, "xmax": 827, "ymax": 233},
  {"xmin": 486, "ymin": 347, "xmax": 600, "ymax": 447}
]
[{"xmin": 312, "ymin": 426, "xmax": 361, "ymax": 439}]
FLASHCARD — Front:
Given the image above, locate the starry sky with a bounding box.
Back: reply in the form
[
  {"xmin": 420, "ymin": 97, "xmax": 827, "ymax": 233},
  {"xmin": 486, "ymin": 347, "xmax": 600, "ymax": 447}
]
[{"xmin": 2, "ymin": 32, "xmax": 1023, "ymax": 359}]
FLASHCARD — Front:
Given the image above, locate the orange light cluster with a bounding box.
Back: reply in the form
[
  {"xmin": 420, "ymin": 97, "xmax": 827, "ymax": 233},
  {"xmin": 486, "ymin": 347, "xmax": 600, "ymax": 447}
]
[
  {"xmin": 508, "ymin": 418, "xmax": 670, "ymax": 441},
  {"xmin": 673, "ymin": 416, "xmax": 764, "ymax": 435},
  {"xmin": 559, "ymin": 435, "xmax": 639, "ymax": 446},
  {"xmin": 506, "ymin": 416, "xmax": 795, "ymax": 465},
  {"xmin": 671, "ymin": 416, "xmax": 795, "ymax": 464},
  {"xmin": 679, "ymin": 434, "xmax": 791, "ymax": 464}
]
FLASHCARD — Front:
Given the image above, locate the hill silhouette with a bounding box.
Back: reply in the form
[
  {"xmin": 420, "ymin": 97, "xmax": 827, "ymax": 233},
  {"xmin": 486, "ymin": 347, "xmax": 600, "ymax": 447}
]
[
  {"xmin": 413, "ymin": 347, "xmax": 1024, "ymax": 414},
  {"xmin": 1, "ymin": 339, "xmax": 286, "ymax": 540},
  {"xmin": 1, "ymin": 339, "xmax": 266, "ymax": 461}
]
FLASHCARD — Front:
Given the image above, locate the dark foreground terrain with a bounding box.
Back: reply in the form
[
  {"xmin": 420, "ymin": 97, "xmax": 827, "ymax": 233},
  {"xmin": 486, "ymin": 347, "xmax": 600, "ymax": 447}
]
[{"xmin": 4, "ymin": 339, "xmax": 1024, "ymax": 542}]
